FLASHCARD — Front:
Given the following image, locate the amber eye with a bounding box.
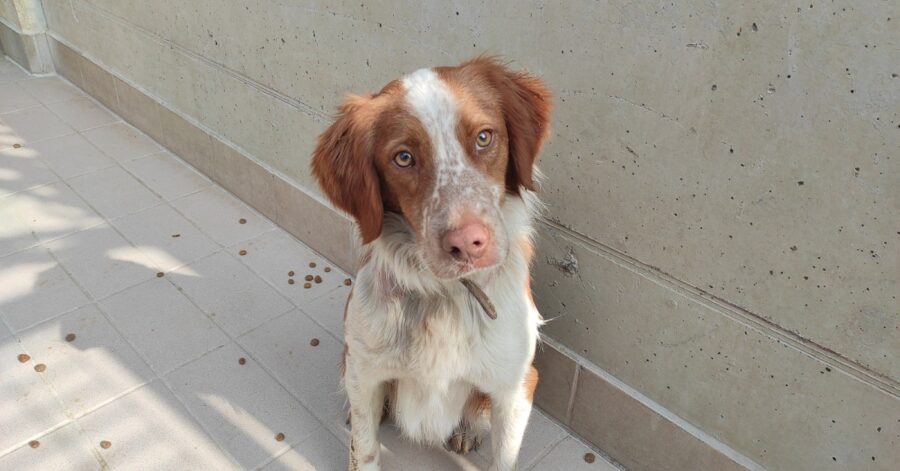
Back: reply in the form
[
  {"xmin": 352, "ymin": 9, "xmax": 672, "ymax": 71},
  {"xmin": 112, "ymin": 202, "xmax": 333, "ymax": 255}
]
[
  {"xmin": 476, "ymin": 130, "xmax": 493, "ymax": 149},
  {"xmin": 393, "ymin": 151, "xmax": 415, "ymax": 168}
]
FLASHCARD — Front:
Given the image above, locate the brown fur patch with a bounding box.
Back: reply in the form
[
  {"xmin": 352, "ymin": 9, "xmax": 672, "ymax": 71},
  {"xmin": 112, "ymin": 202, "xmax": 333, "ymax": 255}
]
[{"xmin": 524, "ymin": 365, "xmax": 540, "ymax": 403}]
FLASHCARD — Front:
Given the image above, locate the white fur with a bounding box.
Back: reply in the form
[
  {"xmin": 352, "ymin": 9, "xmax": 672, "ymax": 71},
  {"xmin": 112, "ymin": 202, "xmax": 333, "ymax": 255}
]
[{"xmin": 344, "ymin": 70, "xmax": 542, "ymax": 471}]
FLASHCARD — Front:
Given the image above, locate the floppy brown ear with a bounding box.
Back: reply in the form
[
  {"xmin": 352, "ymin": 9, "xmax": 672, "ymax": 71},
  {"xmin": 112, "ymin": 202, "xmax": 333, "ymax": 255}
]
[
  {"xmin": 477, "ymin": 59, "xmax": 552, "ymax": 193},
  {"xmin": 310, "ymin": 95, "xmax": 384, "ymax": 244}
]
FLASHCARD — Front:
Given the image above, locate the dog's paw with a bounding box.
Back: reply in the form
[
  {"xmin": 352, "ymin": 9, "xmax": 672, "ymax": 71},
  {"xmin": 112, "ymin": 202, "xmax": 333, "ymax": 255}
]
[{"xmin": 445, "ymin": 426, "xmax": 482, "ymax": 455}]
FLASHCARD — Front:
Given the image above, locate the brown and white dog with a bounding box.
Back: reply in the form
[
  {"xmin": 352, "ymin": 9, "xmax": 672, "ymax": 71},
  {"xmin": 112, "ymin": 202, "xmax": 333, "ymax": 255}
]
[{"xmin": 311, "ymin": 56, "xmax": 551, "ymax": 471}]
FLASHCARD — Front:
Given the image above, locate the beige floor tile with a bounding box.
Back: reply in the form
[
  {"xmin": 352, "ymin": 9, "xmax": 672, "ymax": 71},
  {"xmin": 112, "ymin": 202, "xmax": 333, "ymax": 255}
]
[
  {"xmin": 112, "ymin": 204, "xmax": 218, "ymax": 272},
  {"xmin": 0, "ymin": 81, "xmax": 40, "ymax": 113},
  {"xmin": 170, "ymin": 252, "xmax": 293, "ymax": 336},
  {"xmin": 261, "ymin": 430, "xmax": 348, "ymax": 471},
  {"xmin": 166, "ymin": 343, "xmax": 322, "ymax": 469},
  {"xmin": 16, "ymin": 304, "xmax": 154, "ymax": 417},
  {"xmin": 0, "ymin": 423, "xmax": 99, "ymax": 471},
  {"xmin": 77, "ymin": 380, "xmax": 239, "ymax": 470},
  {"xmin": 18, "ymin": 76, "xmax": 85, "ymax": 104},
  {"xmin": 297, "ymin": 284, "xmax": 348, "ymax": 341},
  {"xmin": 171, "ymin": 186, "xmax": 273, "ymax": 247},
  {"xmin": 28, "ymin": 133, "xmax": 115, "ymax": 179},
  {"xmin": 0, "ymin": 246, "xmax": 90, "ymax": 332},
  {"xmin": 123, "ymin": 151, "xmax": 210, "ymax": 200},
  {"xmin": 46, "ymin": 96, "xmax": 119, "ymax": 131},
  {"xmin": 530, "ymin": 437, "xmax": 619, "ymax": 471},
  {"xmin": 233, "ymin": 229, "xmax": 348, "ymax": 306},
  {"xmin": 0, "ymin": 106, "xmax": 75, "ymax": 144},
  {"xmin": 46, "ymin": 224, "xmax": 157, "ymax": 299},
  {"xmin": 100, "ymin": 278, "xmax": 228, "ymax": 375},
  {"xmin": 81, "ymin": 122, "xmax": 162, "ymax": 161},
  {"xmin": 67, "ymin": 166, "xmax": 161, "ymax": 220},
  {"xmin": 0, "ymin": 144, "xmax": 59, "ymax": 197},
  {"xmin": 238, "ymin": 309, "xmax": 347, "ymax": 431},
  {"xmin": 2, "ymin": 182, "xmax": 104, "ymax": 247},
  {"xmin": 0, "ymin": 334, "xmax": 70, "ymax": 454}
]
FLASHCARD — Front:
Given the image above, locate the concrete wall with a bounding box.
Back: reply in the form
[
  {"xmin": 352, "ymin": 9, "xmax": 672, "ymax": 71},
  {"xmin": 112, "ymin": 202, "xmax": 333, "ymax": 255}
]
[
  {"xmin": 0, "ymin": 0, "xmax": 52, "ymax": 73},
  {"xmin": 35, "ymin": 1, "xmax": 898, "ymax": 469}
]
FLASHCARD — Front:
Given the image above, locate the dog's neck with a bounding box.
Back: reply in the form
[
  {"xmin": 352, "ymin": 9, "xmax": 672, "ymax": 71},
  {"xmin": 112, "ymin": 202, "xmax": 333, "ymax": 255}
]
[{"xmin": 361, "ymin": 192, "xmax": 539, "ymax": 300}]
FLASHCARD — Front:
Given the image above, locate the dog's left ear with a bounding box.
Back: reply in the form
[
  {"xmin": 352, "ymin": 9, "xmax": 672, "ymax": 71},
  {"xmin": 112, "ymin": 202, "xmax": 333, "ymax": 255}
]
[{"xmin": 473, "ymin": 58, "xmax": 552, "ymax": 193}]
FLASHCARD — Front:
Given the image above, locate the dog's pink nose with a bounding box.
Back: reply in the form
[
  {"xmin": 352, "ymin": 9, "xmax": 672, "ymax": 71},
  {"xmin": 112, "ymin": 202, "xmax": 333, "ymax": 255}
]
[{"xmin": 441, "ymin": 222, "xmax": 491, "ymax": 263}]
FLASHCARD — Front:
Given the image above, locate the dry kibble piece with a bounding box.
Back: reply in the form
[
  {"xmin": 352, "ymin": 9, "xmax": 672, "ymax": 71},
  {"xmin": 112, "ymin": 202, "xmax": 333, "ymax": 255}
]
[
  {"xmin": 239, "ymin": 218, "xmax": 247, "ymax": 224},
  {"xmin": 17, "ymin": 353, "xmax": 30, "ymax": 363},
  {"xmin": 324, "ymin": 267, "xmax": 331, "ymax": 272},
  {"xmin": 303, "ymin": 282, "xmax": 312, "ymax": 289},
  {"xmin": 344, "ymin": 278, "xmax": 353, "ymax": 286},
  {"xmin": 100, "ymin": 440, "xmax": 112, "ymax": 449},
  {"xmin": 13, "ymin": 143, "xmax": 22, "ymax": 149},
  {"xmin": 288, "ymin": 271, "xmax": 295, "ymax": 277},
  {"xmin": 239, "ymin": 250, "xmax": 247, "ymax": 256},
  {"xmin": 304, "ymin": 275, "xmax": 313, "ymax": 281},
  {"xmin": 65, "ymin": 333, "xmax": 76, "ymax": 342},
  {"xmin": 29, "ymin": 440, "xmax": 40, "ymax": 449},
  {"xmin": 34, "ymin": 363, "xmax": 47, "ymax": 373},
  {"xmin": 238, "ymin": 357, "xmax": 246, "ymax": 365},
  {"xmin": 288, "ymin": 279, "xmax": 295, "ymax": 285},
  {"xmin": 275, "ymin": 432, "xmax": 285, "ymax": 442},
  {"xmin": 171, "ymin": 233, "xmax": 181, "ymax": 238},
  {"xmin": 314, "ymin": 275, "xmax": 322, "ymax": 284},
  {"xmin": 583, "ymin": 452, "xmax": 596, "ymax": 463},
  {"xmin": 156, "ymin": 272, "xmax": 164, "ymax": 278},
  {"xmin": 310, "ymin": 338, "xmax": 320, "ymax": 347},
  {"xmin": 309, "ymin": 262, "xmax": 316, "ymax": 268}
]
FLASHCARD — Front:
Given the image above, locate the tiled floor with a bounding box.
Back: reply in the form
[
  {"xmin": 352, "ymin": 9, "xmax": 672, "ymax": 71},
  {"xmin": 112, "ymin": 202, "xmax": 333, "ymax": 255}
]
[{"xmin": 0, "ymin": 57, "xmax": 617, "ymax": 470}]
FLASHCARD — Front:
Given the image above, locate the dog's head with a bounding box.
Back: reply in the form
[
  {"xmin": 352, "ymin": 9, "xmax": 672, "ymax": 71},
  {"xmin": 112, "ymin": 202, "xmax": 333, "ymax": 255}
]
[{"xmin": 311, "ymin": 57, "xmax": 551, "ymax": 279}]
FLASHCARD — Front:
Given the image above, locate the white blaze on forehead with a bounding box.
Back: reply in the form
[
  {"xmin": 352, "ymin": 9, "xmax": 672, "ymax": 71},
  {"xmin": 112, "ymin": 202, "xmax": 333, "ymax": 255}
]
[{"xmin": 401, "ymin": 68, "xmax": 469, "ymax": 201}]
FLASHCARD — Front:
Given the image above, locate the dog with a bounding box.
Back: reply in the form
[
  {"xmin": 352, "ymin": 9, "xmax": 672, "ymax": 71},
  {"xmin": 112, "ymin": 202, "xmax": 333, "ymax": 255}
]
[{"xmin": 311, "ymin": 56, "xmax": 551, "ymax": 471}]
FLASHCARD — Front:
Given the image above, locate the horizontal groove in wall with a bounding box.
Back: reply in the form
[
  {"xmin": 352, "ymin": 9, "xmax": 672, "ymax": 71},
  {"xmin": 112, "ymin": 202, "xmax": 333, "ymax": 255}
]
[
  {"xmin": 51, "ymin": 0, "xmax": 896, "ymax": 398},
  {"xmin": 74, "ymin": 0, "xmax": 330, "ymax": 122},
  {"xmin": 538, "ymin": 218, "xmax": 900, "ymax": 398}
]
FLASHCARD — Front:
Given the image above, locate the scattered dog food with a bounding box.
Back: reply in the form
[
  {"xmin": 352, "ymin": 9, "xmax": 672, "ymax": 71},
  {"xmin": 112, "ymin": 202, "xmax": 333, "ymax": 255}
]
[
  {"xmin": 583, "ymin": 452, "xmax": 595, "ymax": 463},
  {"xmin": 65, "ymin": 333, "xmax": 76, "ymax": 342},
  {"xmin": 324, "ymin": 267, "xmax": 331, "ymax": 272},
  {"xmin": 314, "ymin": 275, "xmax": 322, "ymax": 284},
  {"xmin": 310, "ymin": 338, "xmax": 320, "ymax": 347},
  {"xmin": 303, "ymin": 283, "xmax": 312, "ymax": 289},
  {"xmin": 100, "ymin": 440, "xmax": 112, "ymax": 449},
  {"xmin": 344, "ymin": 278, "xmax": 353, "ymax": 286},
  {"xmin": 304, "ymin": 275, "xmax": 313, "ymax": 281},
  {"xmin": 34, "ymin": 363, "xmax": 47, "ymax": 373},
  {"xmin": 13, "ymin": 143, "xmax": 22, "ymax": 149},
  {"xmin": 156, "ymin": 272, "xmax": 164, "ymax": 278},
  {"xmin": 309, "ymin": 262, "xmax": 316, "ymax": 268},
  {"xmin": 17, "ymin": 353, "xmax": 30, "ymax": 363},
  {"xmin": 288, "ymin": 271, "xmax": 295, "ymax": 277},
  {"xmin": 275, "ymin": 433, "xmax": 285, "ymax": 442},
  {"xmin": 171, "ymin": 234, "xmax": 181, "ymax": 238},
  {"xmin": 239, "ymin": 218, "xmax": 247, "ymax": 224},
  {"xmin": 239, "ymin": 250, "xmax": 247, "ymax": 256},
  {"xmin": 238, "ymin": 357, "xmax": 246, "ymax": 365},
  {"xmin": 288, "ymin": 279, "xmax": 295, "ymax": 285},
  {"xmin": 29, "ymin": 440, "xmax": 39, "ymax": 449}
]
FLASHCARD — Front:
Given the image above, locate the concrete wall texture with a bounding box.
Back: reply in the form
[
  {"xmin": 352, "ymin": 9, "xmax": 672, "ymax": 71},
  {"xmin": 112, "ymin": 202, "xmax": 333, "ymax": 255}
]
[{"xmin": 29, "ymin": 1, "xmax": 898, "ymax": 469}]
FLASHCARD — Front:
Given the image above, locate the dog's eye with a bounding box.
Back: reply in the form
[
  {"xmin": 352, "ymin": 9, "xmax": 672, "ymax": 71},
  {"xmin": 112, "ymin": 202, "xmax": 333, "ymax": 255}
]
[
  {"xmin": 393, "ymin": 151, "xmax": 415, "ymax": 168},
  {"xmin": 476, "ymin": 130, "xmax": 493, "ymax": 149}
]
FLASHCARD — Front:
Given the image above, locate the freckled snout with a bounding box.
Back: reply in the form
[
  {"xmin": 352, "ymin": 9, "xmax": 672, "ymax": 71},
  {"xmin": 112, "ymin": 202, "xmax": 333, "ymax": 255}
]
[{"xmin": 440, "ymin": 221, "xmax": 495, "ymax": 267}]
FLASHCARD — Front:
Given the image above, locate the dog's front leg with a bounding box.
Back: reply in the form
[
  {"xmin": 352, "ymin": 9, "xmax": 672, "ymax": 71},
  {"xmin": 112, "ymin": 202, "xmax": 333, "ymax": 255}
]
[
  {"xmin": 488, "ymin": 388, "xmax": 532, "ymax": 471},
  {"xmin": 345, "ymin": 362, "xmax": 385, "ymax": 471}
]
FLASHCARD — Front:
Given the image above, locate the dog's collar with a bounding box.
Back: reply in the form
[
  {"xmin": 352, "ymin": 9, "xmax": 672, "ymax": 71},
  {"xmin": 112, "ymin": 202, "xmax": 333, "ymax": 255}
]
[{"xmin": 460, "ymin": 278, "xmax": 497, "ymax": 320}]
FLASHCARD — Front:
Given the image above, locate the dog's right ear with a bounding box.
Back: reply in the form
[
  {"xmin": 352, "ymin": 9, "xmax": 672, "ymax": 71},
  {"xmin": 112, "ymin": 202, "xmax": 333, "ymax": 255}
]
[{"xmin": 310, "ymin": 94, "xmax": 384, "ymax": 244}]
